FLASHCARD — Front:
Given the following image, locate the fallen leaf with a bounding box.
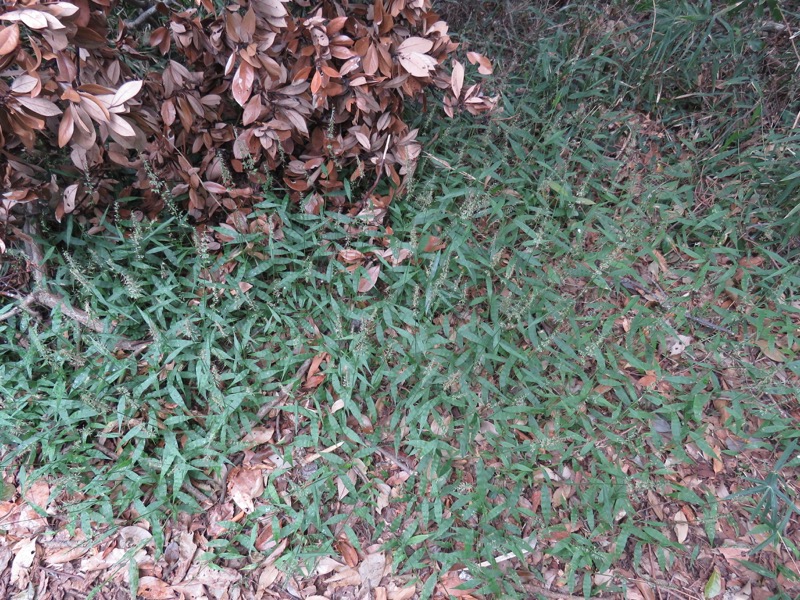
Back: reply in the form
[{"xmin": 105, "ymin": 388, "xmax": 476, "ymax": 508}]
[
  {"xmin": 637, "ymin": 370, "xmax": 657, "ymax": 388},
  {"xmin": 673, "ymin": 510, "xmax": 688, "ymax": 543},
  {"xmin": 358, "ymin": 552, "xmax": 386, "ymax": 588},
  {"xmin": 466, "ymin": 51, "xmax": 493, "ymax": 74},
  {"xmin": 755, "ymin": 340, "xmax": 786, "ymax": 362},
  {"xmin": 10, "ymin": 539, "xmax": 36, "ymax": 588},
  {"xmin": 440, "ymin": 570, "xmax": 477, "ymax": 598},
  {"xmin": 704, "ymin": 567, "xmax": 723, "ymax": 598},
  {"xmin": 0, "ymin": 24, "xmax": 20, "ymax": 55},
  {"xmin": 227, "ymin": 467, "xmax": 264, "ymax": 513},
  {"xmin": 358, "ymin": 264, "xmax": 381, "ymax": 293},
  {"xmin": 137, "ymin": 576, "xmax": 176, "ymax": 599},
  {"xmin": 387, "ymin": 584, "xmax": 417, "ymax": 600},
  {"xmin": 336, "ymin": 539, "xmax": 359, "ymax": 568}
]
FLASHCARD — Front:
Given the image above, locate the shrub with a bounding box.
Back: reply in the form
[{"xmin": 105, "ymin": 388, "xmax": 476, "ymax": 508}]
[{"xmin": 0, "ymin": 0, "xmax": 496, "ymax": 238}]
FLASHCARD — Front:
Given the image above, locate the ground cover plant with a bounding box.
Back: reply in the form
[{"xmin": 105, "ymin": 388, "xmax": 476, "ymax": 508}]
[{"xmin": 1, "ymin": 0, "xmax": 800, "ymax": 599}]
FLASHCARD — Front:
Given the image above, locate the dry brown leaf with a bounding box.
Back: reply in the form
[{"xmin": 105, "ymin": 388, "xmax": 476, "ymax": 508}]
[
  {"xmin": 358, "ymin": 551, "xmax": 386, "ymax": 588},
  {"xmin": 466, "ymin": 51, "xmax": 493, "ymax": 74},
  {"xmin": 336, "ymin": 539, "xmax": 359, "ymax": 568},
  {"xmin": 16, "ymin": 96, "xmax": 62, "ymax": 116},
  {"xmin": 637, "ymin": 370, "xmax": 657, "ymax": 388},
  {"xmin": 109, "ymin": 80, "xmax": 142, "ymax": 108},
  {"xmin": 171, "ymin": 562, "xmax": 240, "ymax": 600},
  {"xmin": 137, "ymin": 576, "xmax": 176, "ymax": 599},
  {"xmin": 358, "ymin": 264, "xmax": 381, "ymax": 293},
  {"xmin": 635, "ymin": 580, "xmax": 657, "ymax": 600},
  {"xmin": 305, "ymin": 352, "xmax": 328, "ymax": 389},
  {"xmin": 0, "ymin": 23, "xmax": 20, "ymax": 55},
  {"xmin": 451, "ymin": 59, "xmax": 464, "ymax": 99},
  {"xmin": 387, "ymin": 584, "xmax": 417, "ymax": 600},
  {"xmin": 227, "ymin": 466, "xmax": 265, "ymax": 513},
  {"xmin": 256, "ymin": 563, "xmax": 282, "ymax": 596},
  {"xmin": 440, "ymin": 570, "xmax": 477, "ymax": 598},
  {"xmin": 10, "ymin": 538, "xmax": 36, "ymax": 588},
  {"xmin": 315, "ymin": 556, "xmax": 346, "ymax": 575},
  {"xmin": 242, "ymin": 427, "xmax": 273, "ymax": 446},
  {"xmin": 232, "ymin": 60, "xmax": 255, "ymax": 107},
  {"xmin": 673, "ymin": 510, "xmax": 688, "ymax": 543},
  {"xmin": 397, "ymin": 36, "xmax": 437, "ymax": 78},
  {"xmin": 755, "ymin": 340, "xmax": 786, "ymax": 362}
]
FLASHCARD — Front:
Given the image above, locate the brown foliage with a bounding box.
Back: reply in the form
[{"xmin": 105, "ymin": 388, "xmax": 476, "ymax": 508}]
[{"xmin": 0, "ymin": 0, "xmax": 496, "ymax": 235}]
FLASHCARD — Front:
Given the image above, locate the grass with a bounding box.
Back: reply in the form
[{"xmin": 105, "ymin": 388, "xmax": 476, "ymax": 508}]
[{"xmin": 2, "ymin": 0, "xmax": 800, "ymax": 597}]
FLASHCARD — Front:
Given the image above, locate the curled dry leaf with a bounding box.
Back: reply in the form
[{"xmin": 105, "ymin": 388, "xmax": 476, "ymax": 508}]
[
  {"xmin": 466, "ymin": 51, "xmax": 493, "ymax": 74},
  {"xmin": 336, "ymin": 539, "xmax": 359, "ymax": 568}
]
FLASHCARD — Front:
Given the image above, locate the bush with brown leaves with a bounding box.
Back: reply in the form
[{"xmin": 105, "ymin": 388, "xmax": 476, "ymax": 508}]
[{"xmin": 0, "ymin": 0, "xmax": 496, "ymax": 241}]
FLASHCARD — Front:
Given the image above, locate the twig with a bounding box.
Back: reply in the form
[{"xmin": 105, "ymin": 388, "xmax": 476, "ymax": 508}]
[
  {"xmin": 373, "ymin": 445, "xmax": 416, "ymax": 476},
  {"xmin": 124, "ymin": 0, "xmax": 175, "ymax": 30},
  {"xmin": 182, "ymin": 478, "xmax": 213, "ymax": 507},
  {"xmin": 456, "ymin": 537, "xmax": 592, "ymax": 600},
  {"xmin": 93, "ymin": 442, "xmax": 119, "ymax": 461},
  {"xmin": 9, "ymin": 210, "xmax": 151, "ymax": 353}
]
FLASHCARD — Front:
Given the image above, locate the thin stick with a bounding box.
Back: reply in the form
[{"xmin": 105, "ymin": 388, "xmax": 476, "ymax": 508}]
[
  {"xmin": 124, "ymin": 0, "xmax": 176, "ymax": 30},
  {"xmin": 11, "ymin": 211, "xmax": 151, "ymax": 353},
  {"xmin": 373, "ymin": 445, "xmax": 416, "ymax": 476}
]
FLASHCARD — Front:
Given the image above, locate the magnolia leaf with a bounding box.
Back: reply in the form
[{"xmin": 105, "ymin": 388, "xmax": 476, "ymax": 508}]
[
  {"xmin": 110, "ymin": 80, "xmax": 143, "ymax": 108},
  {"xmin": 232, "ymin": 61, "xmax": 255, "ymax": 107},
  {"xmin": 398, "ymin": 36, "xmax": 433, "ymax": 54},
  {"xmin": 11, "ymin": 74, "xmax": 39, "ymax": 95},
  {"xmin": 57, "ymin": 110, "xmax": 74, "ymax": 147},
  {"xmin": 107, "ymin": 113, "xmax": 135, "ymax": 138},
  {"xmin": 451, "ymin": 59, "xmax": 464, "ymax": 99},
  {"xmin": 63, "ymin": 183, "xmax": 79, "ymax": 214},
  {"xmin": 1, "ymin": 10, "xmax": 48, "ymax": 30},
  {"xmin": 0, "ymin": 24, "xmax": 20, "ymax": 56},
  {"xmin": 16, "ymin": 96, "xmax": 62, "ymax": 116}
]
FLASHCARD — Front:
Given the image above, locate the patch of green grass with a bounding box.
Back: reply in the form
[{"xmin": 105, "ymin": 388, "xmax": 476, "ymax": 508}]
[{"xmin": 2, "ymin": 0, "xmax": 800, "ymax": 597}]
